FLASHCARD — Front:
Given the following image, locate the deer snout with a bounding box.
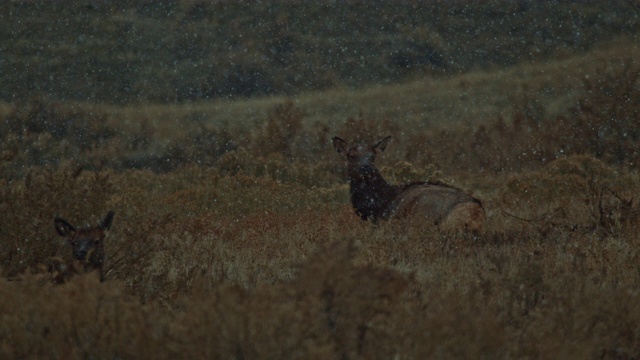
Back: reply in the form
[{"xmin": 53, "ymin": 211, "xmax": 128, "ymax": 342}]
[
  {"xmin": 73, "ymin": 249, "xmax": 88, "ymax": 261},
  {"xmin": 72, "ymin": 242, "xmax": 95, "ymax": 261}
]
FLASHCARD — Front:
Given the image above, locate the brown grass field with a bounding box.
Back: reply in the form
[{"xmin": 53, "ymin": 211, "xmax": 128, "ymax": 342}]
[{"xmin": 1, "ymin": 30, "xmax": 640, "ymax": 360}]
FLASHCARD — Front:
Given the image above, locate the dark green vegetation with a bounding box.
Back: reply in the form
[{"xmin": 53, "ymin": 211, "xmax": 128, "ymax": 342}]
[
  {"xmin": 2, "ymin": 1, "xmax": 640, "ymax": 359},
  {"xmin": 1, "ymin": 0, "xmax": 638, "ymax": 102}
]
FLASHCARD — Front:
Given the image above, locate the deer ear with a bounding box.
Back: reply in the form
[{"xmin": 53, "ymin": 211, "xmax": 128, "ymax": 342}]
[
  {"xmin": 100, "ymin": 211, "xmax": 115, "ymax": 230},
  {"xmin": 332, "ymin": 137, "xmax": 348, "ymax": 154},
  {"xmin": 54, "ymin": 218, "xmax": 76, "ymax": 237},
  {"xmin": 373, "ymin": 136, "xmax": 392, "ymax": 152}
]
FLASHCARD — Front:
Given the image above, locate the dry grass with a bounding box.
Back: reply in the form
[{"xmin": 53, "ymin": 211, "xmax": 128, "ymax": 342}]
[{"xmin": 1, "ymin": 43, "xmax": 640, "ymax": 358}]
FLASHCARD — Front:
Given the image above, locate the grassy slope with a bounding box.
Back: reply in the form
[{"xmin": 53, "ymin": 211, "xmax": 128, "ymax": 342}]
[{"xmin": 96, "ymin": 38, "xmax": 639, "ymax": 135}]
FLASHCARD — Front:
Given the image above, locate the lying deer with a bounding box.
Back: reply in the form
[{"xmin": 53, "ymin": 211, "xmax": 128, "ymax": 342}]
[
  {"xmin": 332, "ymin": 136, "xmax": 485, "ymax": 233},
  {"xmin": 53, "ymin": 211, "xmax": 114, "ymax": 282}
]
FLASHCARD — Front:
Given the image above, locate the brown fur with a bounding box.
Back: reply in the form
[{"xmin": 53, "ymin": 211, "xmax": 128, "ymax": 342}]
[
  {"xmin": 53, "ymin": 211, "xmax": 114, "ymax": 282},
  {"xmin": 332, "ymin": 136, "xmax": 485, "ymax": 234}
]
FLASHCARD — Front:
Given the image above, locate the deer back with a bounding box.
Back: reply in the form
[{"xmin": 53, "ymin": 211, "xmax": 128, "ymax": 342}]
[{"xmin": 390, "ymin": 183, "xmax": 485, "ymax": 233}]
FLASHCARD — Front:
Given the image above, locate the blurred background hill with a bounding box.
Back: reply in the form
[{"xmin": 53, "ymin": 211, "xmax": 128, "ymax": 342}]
[{"xmin": 1, "ymin": 0, "xmax": 638, "ymax": 103}]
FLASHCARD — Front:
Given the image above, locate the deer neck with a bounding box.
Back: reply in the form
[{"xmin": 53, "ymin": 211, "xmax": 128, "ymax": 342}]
[{"xmin": 349, "ymin": 166, "xmax": 400, "ymax": 221}]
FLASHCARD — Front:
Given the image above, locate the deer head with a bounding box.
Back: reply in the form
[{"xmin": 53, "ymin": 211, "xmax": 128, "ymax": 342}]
[
  {"xmin": 54, "ymin": 211, "xmax": 114, "ymax": 281},
  {"xmin": 332, "ymin": 136, "xmax": 391, "ymax": 182}
]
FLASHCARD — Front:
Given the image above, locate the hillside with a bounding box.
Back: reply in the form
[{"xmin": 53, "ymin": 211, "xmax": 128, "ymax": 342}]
[
  {"xmin": 0, "ymin": 0, "xmax": 638, "ymax": 103},
  {"xmin": 1, "ymin": 38, "xmax": 638, "ymax": 182}
]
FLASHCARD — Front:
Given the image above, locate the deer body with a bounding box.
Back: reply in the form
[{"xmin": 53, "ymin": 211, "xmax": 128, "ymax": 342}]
[
  {"xmin": 54, "ymin": 211, "xmax": 114, "ymax": 281},
  {"xmin": 333, "ymin": 136, "xmax": 485, "ymax": 233}
]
